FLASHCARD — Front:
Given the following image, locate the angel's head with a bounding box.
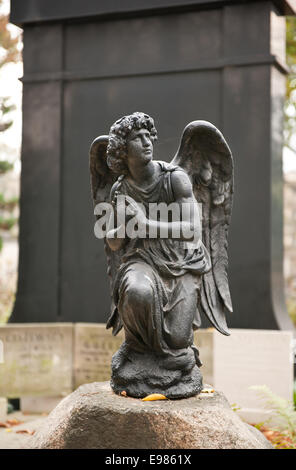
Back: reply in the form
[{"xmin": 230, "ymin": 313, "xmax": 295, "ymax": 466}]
[{"xmin": 106, "ymin": 112, "xmax": 157, "ymax": 175}]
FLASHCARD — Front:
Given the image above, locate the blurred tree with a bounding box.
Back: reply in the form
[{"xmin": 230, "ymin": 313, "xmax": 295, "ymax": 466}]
[
  {"xmin": 0, "ymin": 0, "xmax": 20, "ymax": 68},
  {"xmin": 285, "ymin": 17, "xmax": 296, "ymax": 328},
  {"xmin": 0, "ymin": 0, "xmax": 21, "ymax": 251},
  {"xmin": 285, "ymin": 17, "xmax": 296, "ymax": 153},
  {"xmin": 0, "ymin": 96, "xmax": 15, "ymax": 132}
]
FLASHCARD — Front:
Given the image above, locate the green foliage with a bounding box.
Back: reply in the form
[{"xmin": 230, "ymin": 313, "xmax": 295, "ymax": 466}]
[
  {"xmin": 0, "ymin": 288, "xmax": 15, "ymax": 323},
  {"xmin": 230, "ymin": 403, "xmax": 241, "ymax": 412},
  {"xmin": 287, "ymin": 298, "xmax": 296, "ymax": 327},
  {"xmin": 0, "ymin": 160, "xmax": 13, "ymax": 174},
  {"xmin": 0, "ymin": 181, "xmax": 17, "ymax": 253},
  {"xmin": 250, "ymin": 385, "xmax": 296, "ymax": 448},
  {"xmin": 253, "ymin": 421, "xmax": 266, "ymax": 430},
  {"xmin": 0, "ymin": 193, "xmax": 18, "ymax": 210},
  {"xmin": 0, "ymin": 215, "xmax": 17, "ymax": 230},
  {"xmin": 286, "ymin": 17, "xmax": 296, "ymax": 80},
  {"xmin": 0, "ymin": 96, "xmax": 15, "ymax": 132}
]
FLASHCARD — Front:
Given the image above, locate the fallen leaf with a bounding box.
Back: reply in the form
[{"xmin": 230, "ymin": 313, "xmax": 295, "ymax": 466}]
[
  {"xmin": 120, "ymin": 391, "xmax": 127, "ymax": 397},
  {"xmin": 263, "ymin": 431, "xmax": 275, "ymax": 438},
  {"xmin": 249, "ymin": 424, "xmax": 296, "ymax": 449},
  {"xmin": 142, "ymin": 394, "xmax": 168, "ymax": 401},
  {"xmin": 201, "ymin": 388, "xmax": 215, "ymax": 393},
  {"xmin": 16, "ymin": 429, "xmax": 34, "ymax": 435},
  {"xmin": 0, "ymin": 422, "xmax": 9, "ymax": 428},
  {"xmin": 5, "ymin": 429, "xmax": 12, "ymax": 433},
  {"xmin": 6, "ymin": 419, "xmax": 24, "ymax": 426}
]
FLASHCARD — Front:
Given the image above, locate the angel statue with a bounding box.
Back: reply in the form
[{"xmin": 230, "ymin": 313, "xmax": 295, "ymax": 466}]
[{"xmin": 89, "ymin": 112, "xmax": 234, "ymax": 399}]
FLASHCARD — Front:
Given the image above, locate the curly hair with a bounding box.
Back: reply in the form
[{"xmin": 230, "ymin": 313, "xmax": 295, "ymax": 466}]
[{"xmin": 106, "ymin": 112, "xmax": 157, "ymax": 175}]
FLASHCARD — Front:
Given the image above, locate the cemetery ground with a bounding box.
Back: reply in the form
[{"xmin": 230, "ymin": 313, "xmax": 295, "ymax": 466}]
[{"xmin": 0, "ymin": 411, "xmax": 46, "ymax": 449}]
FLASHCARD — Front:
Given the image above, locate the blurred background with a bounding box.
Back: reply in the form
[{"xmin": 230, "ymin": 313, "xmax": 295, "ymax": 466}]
[{"xmin": 0, "ymin": 0, "xmax": 21, "ymax": 324}]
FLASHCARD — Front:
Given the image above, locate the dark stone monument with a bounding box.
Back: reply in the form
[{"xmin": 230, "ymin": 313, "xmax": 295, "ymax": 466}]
[
  {"xmin": 90, "ymin": 112, "xmax": 233, "ymax": 398},
  {"xmin": 9, "ymin": 0, "xmax": 295, "ymax": 334}
]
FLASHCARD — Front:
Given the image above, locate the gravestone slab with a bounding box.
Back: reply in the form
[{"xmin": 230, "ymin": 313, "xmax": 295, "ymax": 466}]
[
  {"xmin": 20, "ymin": 396, "xmax": 63, "ymax": 414},
  {"xmin": 195, "ymin": 328, "xmax": 294, "ymax": 423},
  {"xmin": 74, "ymin": 323, "xmax": 124, "ymax": 388},
  {"xmin": 0, "ymin": 398, "xmax": 7, "ymax": 421},
  {"xmin": 0, "ymin": 324, "xmax": 73, "ymax": 398}
]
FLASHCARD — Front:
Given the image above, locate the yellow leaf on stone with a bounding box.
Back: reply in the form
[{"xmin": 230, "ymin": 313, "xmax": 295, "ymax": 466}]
[
  {"xmin": 5, "ymin": 428, "xmax": 12, "ymax": 432},
  {"xmin": 142, "ymin": 394, "xmax": 168, "ymax": 401},
  {"xmin": 201, "ymin": 388, "xmax": 215, "ymax": 393}
]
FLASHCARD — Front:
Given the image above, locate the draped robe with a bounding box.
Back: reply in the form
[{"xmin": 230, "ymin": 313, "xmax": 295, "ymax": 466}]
[{"xmin": 107, "ymin": 161, "xmax": 211, "ymax": 365}]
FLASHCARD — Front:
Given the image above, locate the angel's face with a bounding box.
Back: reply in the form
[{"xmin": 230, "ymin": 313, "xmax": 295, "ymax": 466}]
[{"xmin": 126, "ymin": 128, "xmax": 153, "ymax": 168}]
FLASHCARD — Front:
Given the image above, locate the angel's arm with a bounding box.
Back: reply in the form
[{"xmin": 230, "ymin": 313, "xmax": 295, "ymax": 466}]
[{"xmin": 170, "ymin": 169, "xmax": 202, "ymax": 241}]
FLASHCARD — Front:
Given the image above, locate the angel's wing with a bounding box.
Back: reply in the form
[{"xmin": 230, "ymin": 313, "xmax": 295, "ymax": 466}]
[
  {"xmin": 171, "ymin": 121, "xmax": 234, "ymax": 336},
  {"xmin": 90, "ymin": 135, "xmax": 114, "ymax": 204},
  {"xmin": 89, "ymin": 136, "xmax": 123, "ymax": 335}
]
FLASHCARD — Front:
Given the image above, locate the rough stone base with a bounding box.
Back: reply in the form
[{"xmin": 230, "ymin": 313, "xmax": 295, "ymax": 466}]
[
  {"xmin": 111, "ymin": 342, "xmax": 203, "ymax": 398},
  {"xmin": 30, "ymin": 382, "xmax": 273, "ymax": 449}
]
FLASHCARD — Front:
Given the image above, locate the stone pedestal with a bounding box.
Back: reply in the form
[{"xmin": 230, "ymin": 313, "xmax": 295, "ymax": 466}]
[{"xmin": 30, "ymin": 382, "xmax": 272, "ymax": 449}]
